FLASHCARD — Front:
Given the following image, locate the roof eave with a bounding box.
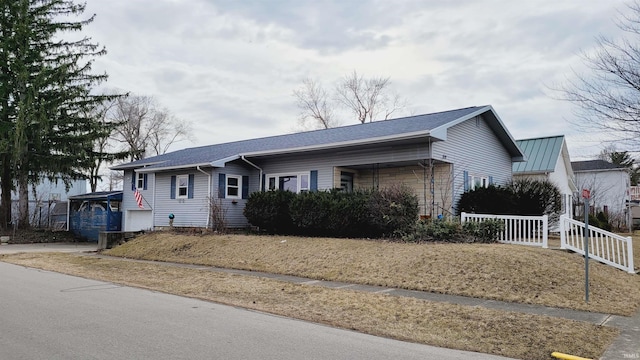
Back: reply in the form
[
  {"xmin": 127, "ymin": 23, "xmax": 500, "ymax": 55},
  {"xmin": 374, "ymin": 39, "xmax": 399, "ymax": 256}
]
[
  {"xmin": 136, "ymin": 162, "xmax": 216, "ymax": 173},
  {"xmin": 110, "ymin": 161, "xmax": 166, "ymax": 170},
  {"xmin": 241, "ymin": 130, "xmax": 439, "ymax": 158}
]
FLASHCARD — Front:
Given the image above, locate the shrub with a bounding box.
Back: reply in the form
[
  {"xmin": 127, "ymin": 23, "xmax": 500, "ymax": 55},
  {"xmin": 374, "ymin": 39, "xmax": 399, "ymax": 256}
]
[
  {"xmin": 246, "ymin": 185, "xmax": 419, "ymax": 238},
  {"xmin": 456, "ymin": 185, "xmax": 515, "ymax": 215},
  {"xmin": 456, "ymin": 178, "xmax": 561, "ymax": 218},
  {"xmin": 402, "ymin": 218, "xmax": 503, "ymax": 243},
  {"xmin": 594, "ymin": 211, "xmax": 612, "ymax": 231},
  {"xmin": 462, "ymin": 219, "xmax": 504, "ymax": 243},
  {"xmin": 243, "ymin": 190, "xmax": 296, "ymax": 234},
  {"xmin": 367, "ymin": 184, "xmax": 420, "ymax": 238},
  {"xmin": 403, "ymin": 219, "xmax": 462, "ymax": 242},
  {"xmin": 507, "ymin": 178, "xmax": 561, "ymax": 216}
]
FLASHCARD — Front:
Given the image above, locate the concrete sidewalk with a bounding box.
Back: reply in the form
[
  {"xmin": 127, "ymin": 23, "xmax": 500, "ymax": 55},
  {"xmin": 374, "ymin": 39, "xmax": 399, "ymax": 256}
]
[
  {"xmin": 0, "ymin": 242, "xmax": 98, "ymax": 255},
  {"xmin": 88, "ymin": 253, "xmax": 640, "ymax": 360}
]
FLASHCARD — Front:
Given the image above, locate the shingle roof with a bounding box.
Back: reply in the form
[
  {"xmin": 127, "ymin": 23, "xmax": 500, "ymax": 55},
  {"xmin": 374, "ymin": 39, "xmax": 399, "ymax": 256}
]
[
  {"xmin": 513, "ymin": 135, "xmax": 564, "ymax": 173},
  {"xmin": 112, "ymin": 105, "xmax": 522, "ymax": 171},
  {"xmin": 571, "ymin": 160, "xmax": 626, "ymax": 172}
]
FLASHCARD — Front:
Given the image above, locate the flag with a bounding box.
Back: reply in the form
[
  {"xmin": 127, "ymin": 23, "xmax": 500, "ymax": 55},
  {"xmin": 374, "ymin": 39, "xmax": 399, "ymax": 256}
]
[{"xmin": 134, "ymin": 188, "xmax": 144, "ymax": 209}]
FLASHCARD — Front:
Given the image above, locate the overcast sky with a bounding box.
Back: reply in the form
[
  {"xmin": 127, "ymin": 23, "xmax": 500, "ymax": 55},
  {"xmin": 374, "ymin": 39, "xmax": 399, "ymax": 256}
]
[{"xmin": 82, "ymin": 0, "xmax": 629, "ymax": 160}]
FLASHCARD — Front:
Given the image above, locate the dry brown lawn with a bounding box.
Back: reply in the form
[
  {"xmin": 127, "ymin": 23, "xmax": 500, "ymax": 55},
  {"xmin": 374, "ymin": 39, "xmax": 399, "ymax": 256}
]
[
  {"xmin": 104, "ymin": 232, "xmax": 640, "ymax": 316},
  {"xmin": 0, "ymin": 252, "xmax": 619, "ymax": 360}
]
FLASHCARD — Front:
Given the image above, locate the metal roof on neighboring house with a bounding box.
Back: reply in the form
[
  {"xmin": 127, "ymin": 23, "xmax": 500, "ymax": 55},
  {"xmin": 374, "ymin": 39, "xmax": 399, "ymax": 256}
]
[
  {"xmin": 512, "ymin": 135, "xmax": 565, "ymax": 174},
  {"xmin": 111, "ymin": 105, "xmax": 524, "ymax": 172},
  {"xmin": 68, "ymin": 191, "xmax": 123, "ymax": 201},
  {"xmin": 571, "ymin": 160, "xmax": 626, "ymax": 172}
]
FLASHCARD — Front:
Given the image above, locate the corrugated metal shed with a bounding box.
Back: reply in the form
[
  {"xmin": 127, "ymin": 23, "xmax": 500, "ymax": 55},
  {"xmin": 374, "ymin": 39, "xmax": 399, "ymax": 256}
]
[{"xmin": 513, "ymin": 135, "xmax": 564, "ymax": 174}]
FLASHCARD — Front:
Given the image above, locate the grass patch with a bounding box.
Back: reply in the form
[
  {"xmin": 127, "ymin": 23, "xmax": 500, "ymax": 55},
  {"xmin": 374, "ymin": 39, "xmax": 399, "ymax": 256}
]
[
  {"xmin": 0, "ymin": 252, "xmax": 618, "ymax": 360},
  {"xmin": 104, "ymin": 232, "xmax": 640, "ymax": 316}
]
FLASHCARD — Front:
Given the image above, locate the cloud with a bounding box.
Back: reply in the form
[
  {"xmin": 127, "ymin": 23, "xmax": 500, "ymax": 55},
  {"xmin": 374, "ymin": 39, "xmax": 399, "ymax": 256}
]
[{"xmin": 81, "ymin": 0, "xmax": 631, "ymax": 161}]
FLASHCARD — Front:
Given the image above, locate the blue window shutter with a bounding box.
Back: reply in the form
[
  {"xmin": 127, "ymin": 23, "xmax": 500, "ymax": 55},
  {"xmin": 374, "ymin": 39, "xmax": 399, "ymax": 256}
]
[
  {"xmin": 188, "ymin": 174, "xmax": 195, "ymax": 199},
  {"xmin": 170, "ymin": 176, "xmax": 176, "ymax": 199},
  {"xmin": 261, "ymin": 174, "xmax": 265, "ymax": 192},
  {"xmin": 218, "ymin": 173, "xmax": 226, "ymax": 199},
  {"xmin": 310, "ymin": 170, "xmax": 318, "ymax": 191},
  {"xmin": 131, "ymin": 172, "xmax": 136, "ymax": 191},
  {"xmin": 143, "ymin": 174, "xmax": 148, "ymax": 190},
  {"xmin": 242, "ymin": 176, "xmax": 249, "ymax": 199},
  {"xmin": 488, "ymin": 176, "xmax": 493, "ymax": 186},
  {"xmin": 463, "ymin": 171, "xmax": 469, "ymax": 191}
]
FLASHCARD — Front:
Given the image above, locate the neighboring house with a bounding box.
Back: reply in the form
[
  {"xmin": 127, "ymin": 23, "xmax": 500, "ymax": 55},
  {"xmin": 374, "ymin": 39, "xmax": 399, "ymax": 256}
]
[
  {"xmin": 12, "ymin": 176, "xmax": 87, "ymax": 228},
  {"xmin": 111, "ymin": 105, "xmax": 525, "ymax": 231},
  {"xmin": 571, "ymin": 160, "xmax": 630, "ymax": 226},
  {"xmin": 512, "ymin": 135, "xmax": 577, "ymax": 217}
]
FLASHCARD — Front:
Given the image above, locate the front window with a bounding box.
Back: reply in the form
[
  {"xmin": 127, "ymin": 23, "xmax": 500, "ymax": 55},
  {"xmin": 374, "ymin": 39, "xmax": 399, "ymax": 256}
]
[
  {"xmin": 226, "ymin": 175, "xmax": 241, "ymax": 199},
  {"xmin": 177, "ymin": 175, "xmax": 189, "ymax": 198},
  {"xmin": 469, "ymin": 175, "xmax": 488, "ymax": 190},
  {"xmin": 137, "ymin": 173, "xmax": 145, "ymax": 189},
  {"xmin": 268, "ymin": 173, "xmax": 310, "ymax": 193}
]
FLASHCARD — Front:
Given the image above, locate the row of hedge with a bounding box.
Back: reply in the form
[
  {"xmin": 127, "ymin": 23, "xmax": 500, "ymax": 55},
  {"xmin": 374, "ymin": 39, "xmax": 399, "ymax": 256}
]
[
  {"xmin": 243, "ymin": 186, "xmax": 419, "ymax": 238},
  {"xmin": 456, "ymin": 178, "xmax": 561, "ymax": 217}
]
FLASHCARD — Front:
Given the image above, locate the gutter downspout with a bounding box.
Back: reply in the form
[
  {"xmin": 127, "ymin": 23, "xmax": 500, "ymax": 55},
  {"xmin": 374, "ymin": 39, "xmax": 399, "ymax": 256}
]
[
  {"xmin": 241, "ymin": 156, "xmax": 263, "ymax": 191},
  {"xmin": 196, "ymin": 166, "xmax": 212, "ymax": 228}
]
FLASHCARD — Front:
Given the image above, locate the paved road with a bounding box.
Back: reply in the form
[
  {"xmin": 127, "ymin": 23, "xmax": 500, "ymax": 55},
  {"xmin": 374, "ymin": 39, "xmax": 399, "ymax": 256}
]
[{"xmin": 0, "ymin": 262, "xmax": 513, "ymax": 360}]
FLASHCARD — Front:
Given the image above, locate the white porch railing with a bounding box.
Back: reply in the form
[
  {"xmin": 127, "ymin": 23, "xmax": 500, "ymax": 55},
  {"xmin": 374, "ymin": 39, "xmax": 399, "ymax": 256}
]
[
  {"xmin": 559, "ymin": 215, "xmax": 635, "ymax": 274},
  {"xmin": 460, "ymin": 212, "xmax": 548, "ymax": 248}
]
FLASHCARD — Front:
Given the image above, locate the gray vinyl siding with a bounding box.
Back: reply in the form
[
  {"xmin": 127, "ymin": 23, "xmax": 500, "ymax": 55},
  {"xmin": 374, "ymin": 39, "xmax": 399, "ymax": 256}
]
[
  {"xmin": 213, "ymin": 161, "xmax": 259, "ymax": 227},
  {"xmin": 154, "ymin": 170, "xmax": 209, "ymax": 228},
  {"xmin": 257, "ymin": 143, "xmax": 431, "ymax": 191},
  {"xmin": 122, "ymin": 170, "xmax": 156, "ymax": 228},
  {"xmin": 431, "ymin": 115, "xmax": 514, "ymax": 211}
]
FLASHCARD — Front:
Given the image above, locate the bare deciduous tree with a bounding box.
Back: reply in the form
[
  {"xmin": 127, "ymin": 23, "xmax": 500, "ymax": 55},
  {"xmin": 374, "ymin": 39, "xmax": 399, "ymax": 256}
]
[
  {"xmin": 336, "ymin": 70, "xmax": 406, "ymax": 123},
  {"xmin": 293, "ymin": 78, "xmax": 337, "ymax": 129},
  {"xmin": 111, "ymin": 95, "xmax": 192, "ymax": 160},
  {"xmin": 555, "ymin": 1, "xmax": 640, "ymax": 148},
  {"xmin": 293, "ymin": 71, "xmax": 408, "ymax": 129}
]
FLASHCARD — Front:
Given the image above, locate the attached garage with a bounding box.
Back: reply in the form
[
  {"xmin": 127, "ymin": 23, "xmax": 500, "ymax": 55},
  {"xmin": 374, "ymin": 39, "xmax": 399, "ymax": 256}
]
[{"xmin": 125, "ymin": 209, "xmax": 153, "ymax": 231}]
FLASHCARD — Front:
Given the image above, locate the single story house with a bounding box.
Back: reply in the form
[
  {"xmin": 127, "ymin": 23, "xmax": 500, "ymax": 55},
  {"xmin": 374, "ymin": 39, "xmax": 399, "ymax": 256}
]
[
  {"xmin": 513, "ymin": 135, "xmax": 576, "ymax": 217},
  {"xmin": 111, "ymin": 105, "xmax": 525, "ymax": 230},
  {"xmin": 571, "ymin": 160, "xmax": 630, "ymax": 225}
]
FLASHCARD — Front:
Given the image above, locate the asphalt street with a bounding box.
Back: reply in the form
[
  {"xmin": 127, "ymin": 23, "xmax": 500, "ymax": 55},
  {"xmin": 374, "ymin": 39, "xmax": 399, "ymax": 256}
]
[{"xmin": 0, "ymin": 261, "xmax": 513, "ymax": 360}]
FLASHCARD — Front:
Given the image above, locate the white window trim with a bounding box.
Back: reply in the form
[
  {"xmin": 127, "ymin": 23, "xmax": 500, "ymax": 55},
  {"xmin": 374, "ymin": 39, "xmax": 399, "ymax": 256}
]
[
  {"xmin": 176, "ymin": 174, "xmax": 189, "ymax": 199},
  {"xmin": 469, "ymin": 175, "xmax": 489, "ymax": 191},
  {"xmin": 226, "ymin": 175, "xmax": 242, "ymax": 199},
  {"xmin": 136, "ymin": 172, "xmax": 145, "ymax": 189},
  {"xmin": 267, "ymin": 172, "xmax": 310, "ymax": 193}
]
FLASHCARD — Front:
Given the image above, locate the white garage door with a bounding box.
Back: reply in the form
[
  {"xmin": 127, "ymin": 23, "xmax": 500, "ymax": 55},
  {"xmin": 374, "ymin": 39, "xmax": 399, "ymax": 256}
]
[{"xmin": 126, "ymin": 210, "xmax": 153, "ymax": 231}]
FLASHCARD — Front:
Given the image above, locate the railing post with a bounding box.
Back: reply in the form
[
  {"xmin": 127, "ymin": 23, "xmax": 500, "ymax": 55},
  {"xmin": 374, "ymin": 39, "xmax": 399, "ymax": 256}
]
[
  {"xmin": 626, "ymin": 236, "xmax": 635, "ymax": 274},
  {"xmin": 542, "ymin": 215, "xmax": 548, "ymax": 249},
  {"xmin": 560, "ymin": 215, "xmax": 567, "ymax": 249},
  {"xmin": 461, "ymin": 212, "xmax": 467, "ymax": 224}
]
